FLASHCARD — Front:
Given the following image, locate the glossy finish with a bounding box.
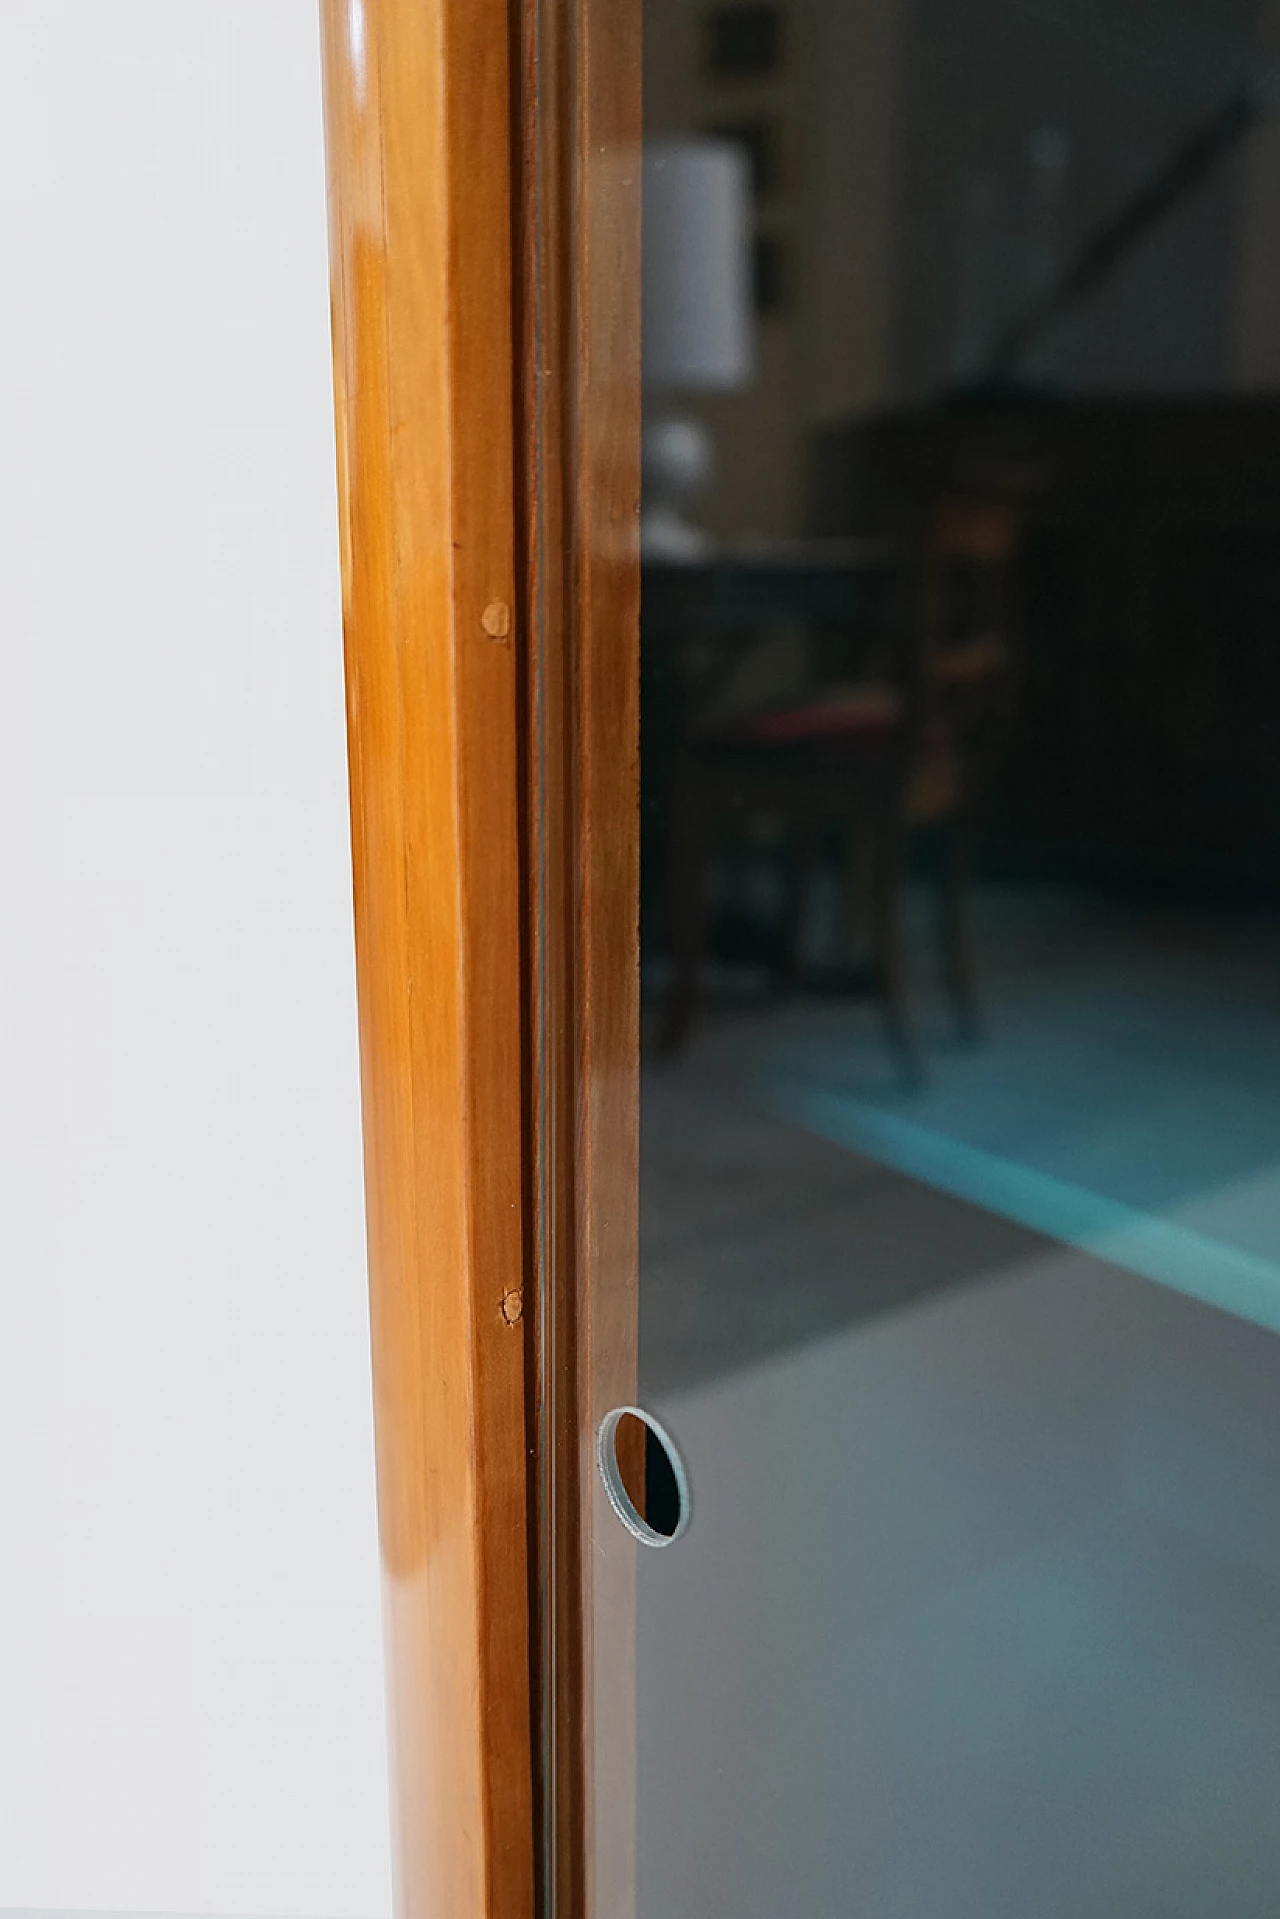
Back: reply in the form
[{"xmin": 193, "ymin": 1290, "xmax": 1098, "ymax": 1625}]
[
  {"xmin": 572, "ymin": 6, "xmax": 644, "ymax": 1913},
  {"xmin": 618, "ymin": 5, "xmax": 1280, "ymax": 1914},
  {"xmin": 320, "ymin": 5, "xmax": 535, "ymax": 1916},
  {"xmin": 514, "ymin": 0, "xmax": 643, "ymax": 1909}
]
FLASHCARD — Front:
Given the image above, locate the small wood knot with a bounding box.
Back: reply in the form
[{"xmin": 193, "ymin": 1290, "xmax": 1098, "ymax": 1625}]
[
  {"xmin": 481, "ymin": 600, "xmax": 511, "ymax": 641},
  {"xmin": 501, "ymin": 1288, "xmax": 524, "ymax": 1326}
]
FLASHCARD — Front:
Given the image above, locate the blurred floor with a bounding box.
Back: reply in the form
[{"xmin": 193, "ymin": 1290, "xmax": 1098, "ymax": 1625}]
[
  {"xmin": 641, "ymin": 881, "xmax": 1280, "ymax": 1394},
  {"xmin": 636, "ymin": 882, "xmax": 1280, "ymax": 1918}
]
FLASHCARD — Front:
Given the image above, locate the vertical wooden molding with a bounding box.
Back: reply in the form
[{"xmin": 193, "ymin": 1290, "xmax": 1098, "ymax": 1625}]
[
  {"xmin": 320, "ymin": 4, "xmax": 536, "ymax": 1916},
  {"xmin": 574, "ymin": 0, "xmax": 644, "ymax": 1907},
  {"xmin": 510, "ymin": 0, "xmax": 581, "ymax": 1908},
  {"xmin": 512, "ymin": 0, "xmax": 642, "ymax": 1909}
]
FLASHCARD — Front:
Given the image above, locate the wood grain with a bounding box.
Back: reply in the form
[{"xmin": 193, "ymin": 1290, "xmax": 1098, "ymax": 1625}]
[
  {"xmin": 573, "ymin": 1, "xmax": 644, "ymax": 1910},
  {"xmin": 320, "ymin": 5, "xmax": 536, "ymax": 1916},
  {"xmin": 511, "ymin": 0, "xmax": 582, "ymax": 1908},
  {"xmin": 512, "ymin": 0, "xmax": 643, "ymax": 1909}
]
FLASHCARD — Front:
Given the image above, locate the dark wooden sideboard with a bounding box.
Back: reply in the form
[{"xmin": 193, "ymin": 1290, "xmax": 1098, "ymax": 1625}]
[{"xmin": 812, "ymin": 396, "xmax": 1280, "ymax": 894}]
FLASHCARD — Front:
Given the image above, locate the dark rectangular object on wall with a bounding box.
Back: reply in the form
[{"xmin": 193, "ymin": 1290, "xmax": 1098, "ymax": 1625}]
[
  {"xmin": 810, "ymin": 396, "xmax": 1280, "ymax": 891},
  {"xmin": 704, "ymin": 4, "xmax": 782, "ymax": 79}
]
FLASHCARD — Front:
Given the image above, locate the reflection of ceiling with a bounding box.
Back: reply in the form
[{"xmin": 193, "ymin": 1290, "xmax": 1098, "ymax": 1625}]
[
  {"xmin": 983, "ymin": 0, "xmax": 1260, "ymax": 107},
  {"xmin": 903, "ymin": 0, "xmax": 1257, "ymax": 396}
]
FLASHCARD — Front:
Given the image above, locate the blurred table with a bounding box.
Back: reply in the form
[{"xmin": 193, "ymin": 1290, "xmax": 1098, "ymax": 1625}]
[{"xmin": 642, "ymin": 536, "xmax": 905, "ymax": 636}]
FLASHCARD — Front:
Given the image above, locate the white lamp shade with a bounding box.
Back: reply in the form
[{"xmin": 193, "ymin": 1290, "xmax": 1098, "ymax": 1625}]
[{"xmin": 643, "ymin": 138, "xmax": 753, "ymax": 392}]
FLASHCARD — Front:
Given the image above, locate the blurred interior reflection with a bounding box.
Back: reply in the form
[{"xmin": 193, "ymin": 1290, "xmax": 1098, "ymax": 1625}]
[{"xmin": 634, "ymin": 3, "xmax": 1280, "ymax": 1913}]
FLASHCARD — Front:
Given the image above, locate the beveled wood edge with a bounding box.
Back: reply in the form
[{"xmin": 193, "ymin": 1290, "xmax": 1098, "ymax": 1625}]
[
  {"xmin": 512, "ymin": 0, "xmax": 643, "ymax": 1911},
  {"xmin": 320, "ymin": 5, "xmax": 536, "ymax": 1917},
  {"xmin": 511, "ymin": 0, "xmax": 582, "ymax": 1909},
  {"xmin": 573, "ymin": 0, "xmax": 643, "ymax": 1911}
]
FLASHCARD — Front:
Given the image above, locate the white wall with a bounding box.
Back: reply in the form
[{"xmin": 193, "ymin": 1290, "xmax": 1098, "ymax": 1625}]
[{"xmin": 0, "ymin": 6, "xmax": 391, "ymax": 1913}]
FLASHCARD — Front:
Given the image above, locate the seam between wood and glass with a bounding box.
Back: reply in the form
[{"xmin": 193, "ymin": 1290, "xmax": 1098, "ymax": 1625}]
[
  {"xmin": 515, "ymin": 0, "xmax": 642, "ymax": 1909},
  {"xmin": 527, "ymin": 0, "xmax": 557, "ymax": 1906},
  {"xmin": 514, "ymin": 0, "xmax": 566, "ymax": 1909}
]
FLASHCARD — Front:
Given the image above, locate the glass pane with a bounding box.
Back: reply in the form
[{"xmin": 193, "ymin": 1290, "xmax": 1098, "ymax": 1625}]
[{"xmin": 605, "ymin": 1, "xmax": 1280, "ymax": 1910}]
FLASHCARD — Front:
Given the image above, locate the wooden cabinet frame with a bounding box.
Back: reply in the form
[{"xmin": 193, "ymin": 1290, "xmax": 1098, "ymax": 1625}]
[{"xmin": 320, "ymin": 2, "xmax": 640, "ymax": 1914}]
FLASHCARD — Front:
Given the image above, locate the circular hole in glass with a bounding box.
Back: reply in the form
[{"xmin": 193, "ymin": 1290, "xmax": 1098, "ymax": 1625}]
[{"xmin": 597, "ymin": 1405, "xmax": 691, "ymax": 1546}]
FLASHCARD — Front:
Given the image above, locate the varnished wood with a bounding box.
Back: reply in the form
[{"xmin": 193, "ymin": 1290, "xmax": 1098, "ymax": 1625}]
[
  {"xmin": 573, "ymin": 0, "xmax": 644, "ymax": 1899},
  {"xmin": 320, "ymin": 5, "xmax": 536, "ymax": 1917},
  {"xmin": 513, "ymin": 0, "xmax": 644, "ymax": 1910},
  {"xmin": 511, "ymin": 1, "xmax": 582, "ymax": 1910}
]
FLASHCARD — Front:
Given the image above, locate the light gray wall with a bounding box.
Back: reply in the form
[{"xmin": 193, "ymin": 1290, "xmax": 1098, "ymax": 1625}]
[{"xmin": 0, "ymin": 7, "xmax": 390, "ymax": 1912}]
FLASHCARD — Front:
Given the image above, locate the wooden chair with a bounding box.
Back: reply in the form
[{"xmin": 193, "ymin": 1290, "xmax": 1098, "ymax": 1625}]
[{"xmin": 659, "ymin": 490, "xmax": 1029, "ymax": 1068}]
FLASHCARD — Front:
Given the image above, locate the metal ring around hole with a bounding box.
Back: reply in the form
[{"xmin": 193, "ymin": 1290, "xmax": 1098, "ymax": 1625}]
[{"xmin": 597, "ymin": 1404, "xmax": 692, "ymax": 1548}]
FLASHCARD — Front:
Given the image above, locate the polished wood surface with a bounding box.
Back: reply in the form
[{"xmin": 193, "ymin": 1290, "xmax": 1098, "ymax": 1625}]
[
  {"xmin": 320, "ymin": 5, "xmax": 535, "ymax": 1916},
  {"xmin": 513, "ymin": 0, "xmax": 644, "ymax": 1909},
  {"xmin": 511, "ymin": 0, "xmax": 582, "ymax": 1907},
  {"xmin": 573, "ymin": 1, "xmax": 644, "ymax": 1908}
]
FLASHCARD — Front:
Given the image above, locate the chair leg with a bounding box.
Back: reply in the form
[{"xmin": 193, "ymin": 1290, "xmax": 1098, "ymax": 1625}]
[
  {"xmin": 842, "ymin": 819, "xmax": 874, "ymax": 974},
  {"xmin": 659, "ymin": 783, "xmax": 714, "ymax": 1054},
  {"xmin": 869, "ymin": 818, "xmax": 921, "ymax": 1083},
  {"xmin": 938, "ymin": 817, "xmax": 980, "ymax": 1040},
  {"xmin": 778, "ymin": 820, "xmax": 817, "ymax": 989}
]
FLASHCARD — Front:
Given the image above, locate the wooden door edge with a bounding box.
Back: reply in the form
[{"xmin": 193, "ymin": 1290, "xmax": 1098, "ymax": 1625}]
[
  {"xmin": 321, "ymin": 3, "xmax": 537, "ymax": 1915},
  {"xmin": 322, "ymin": 0, "xmax": 641, "ymax": 1912},
  {"xmin": 511, "ymin": 0, "xmax": 644, "ymax": 1913}
]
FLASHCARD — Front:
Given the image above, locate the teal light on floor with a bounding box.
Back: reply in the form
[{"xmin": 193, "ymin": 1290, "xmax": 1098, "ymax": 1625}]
[{"xmin": 769, "ymin": 1077, "xmax": 1280, "ymax": 1337}]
